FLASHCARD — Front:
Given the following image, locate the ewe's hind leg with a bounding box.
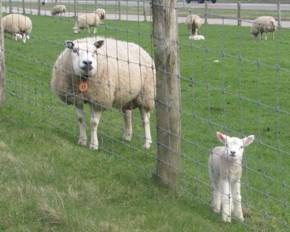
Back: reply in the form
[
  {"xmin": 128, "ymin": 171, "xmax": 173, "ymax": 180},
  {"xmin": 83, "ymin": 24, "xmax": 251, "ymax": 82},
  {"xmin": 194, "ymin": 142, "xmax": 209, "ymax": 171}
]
[
  {"xmin": 140, "ymin": 108, "xmax": 152, "ymax": 149},
  {"xmin": 76, "ymin": 107, "xmax": 87, "ymax": 146},
  {"xmin": 89, "ymin": 106, "xmax": 102, "ymax": 150},
  {"xmin": 122, "ymin": 110, "xmax": 133, "ymax": 142}
]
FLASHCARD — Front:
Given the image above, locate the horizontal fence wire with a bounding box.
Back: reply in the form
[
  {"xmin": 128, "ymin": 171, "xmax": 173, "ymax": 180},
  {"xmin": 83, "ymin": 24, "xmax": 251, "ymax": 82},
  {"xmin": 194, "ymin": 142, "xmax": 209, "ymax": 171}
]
[{"xmin": 1, "ymin": 0, "xmax": 290, "ymax": 231}]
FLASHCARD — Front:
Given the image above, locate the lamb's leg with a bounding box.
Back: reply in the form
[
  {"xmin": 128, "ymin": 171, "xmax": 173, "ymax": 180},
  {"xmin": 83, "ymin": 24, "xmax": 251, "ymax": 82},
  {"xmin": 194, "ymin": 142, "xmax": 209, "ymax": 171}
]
[
  {"xmin": 140, "ymin": 108, "xmax": 152, "ymax": 149},
  {"xmin": 76, "ymin": 107, "xmax": 87, "ymax": 146},
  {"xmin": 89, "ymin": 106, "xmax": 102, "ymax": 150},
  {"xmin": 221, "ymin": 179, "xmax": 232, "ymax": 223},
  {"xmin": 122, "ymin": 109, "xmax": 133, "ymax": 142},
  {"xmin": 211, "ymin": 180, "xmax": 222, "ymax": 213},
  {"xmin": 232, "ymin": 181, "xmax": 244, "ymax": 221}
]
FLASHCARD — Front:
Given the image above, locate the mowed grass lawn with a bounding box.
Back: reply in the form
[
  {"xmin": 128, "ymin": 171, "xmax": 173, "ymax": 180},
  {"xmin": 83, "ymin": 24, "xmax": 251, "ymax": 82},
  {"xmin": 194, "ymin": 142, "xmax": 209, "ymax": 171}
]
[{"xmin": 0, "ymin": 15, "xmax": 289, "ymax": 231}]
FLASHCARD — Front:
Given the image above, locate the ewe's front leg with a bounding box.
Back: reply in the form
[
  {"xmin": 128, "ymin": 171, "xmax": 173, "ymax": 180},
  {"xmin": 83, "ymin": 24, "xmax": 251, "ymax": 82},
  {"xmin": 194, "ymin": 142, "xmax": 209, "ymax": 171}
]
[
  {"xmin": 89, "ymin": 107, "xmax": 102, "ymax": 150},
  {"xmin": 232, "ymin": 181, "xmax": 244, "ymax": 222},
  {"xmin": 122, "ymin": 110, "xmax": 133, "ymax": 142},
  {"xmin": 76, "ymin": 108, "xmax": 87, "ymax": 146},
  {"xmin": 221, "ymin": 179, "xmax": 232, "ymax": 223},
  {"xmin": 140, "ymin": 108, "xmax": 152, "ymax": 149}
]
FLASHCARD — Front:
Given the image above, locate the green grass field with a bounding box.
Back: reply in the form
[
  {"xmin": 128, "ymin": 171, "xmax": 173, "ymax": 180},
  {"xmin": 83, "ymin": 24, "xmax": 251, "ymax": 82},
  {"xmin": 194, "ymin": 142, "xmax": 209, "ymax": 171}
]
[{"xmin": 0, "ymin": 15, "xmax": 290, "ymax": 231}]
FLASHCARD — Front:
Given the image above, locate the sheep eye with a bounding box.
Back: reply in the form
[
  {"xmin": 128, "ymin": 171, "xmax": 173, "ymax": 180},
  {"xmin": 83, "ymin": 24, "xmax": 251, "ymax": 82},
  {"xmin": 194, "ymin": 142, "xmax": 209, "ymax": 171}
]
[
  {"xmin": 240, "ymin": 146, "xmax": 243, "ymax": 149},
  {"xmin": 72, "ymin": 48, "xmax": 79, "ymax": 55}
]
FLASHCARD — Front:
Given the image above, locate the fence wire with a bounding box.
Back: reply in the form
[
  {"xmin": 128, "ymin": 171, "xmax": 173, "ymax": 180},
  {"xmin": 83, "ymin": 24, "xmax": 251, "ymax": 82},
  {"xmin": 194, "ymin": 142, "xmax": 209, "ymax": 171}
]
[{"xmin": 1, "ymin": 0, "xmax": 290, "ymax": 231}]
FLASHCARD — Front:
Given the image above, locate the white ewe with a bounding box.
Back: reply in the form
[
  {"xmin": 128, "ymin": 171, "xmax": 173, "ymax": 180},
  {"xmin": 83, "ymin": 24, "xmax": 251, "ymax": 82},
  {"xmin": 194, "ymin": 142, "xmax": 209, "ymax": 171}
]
[
  {"xmin": 251, "ymin": 16, "xmax": 277, "ymax": 40},
  {"xmin": 185, "ymin": 14, "xmax": 203, "ymax": 38},
  {"xmin": 51, "ymin": 37, "xmax": 156, "ymax": 150},
  {"xmin": 2, "ymin": 14, "xmax": 32, "ymax": 43},
  {"xmin": 73, "ymin": 13, "xmax": 102, "ymax": 34},
  {"xmin": 209, "ymin": 132, "xmax": 255, "ymax": 223},
  {"xmin": 51, "ymin": 5, "xmax": 66, "ymax": 16}
]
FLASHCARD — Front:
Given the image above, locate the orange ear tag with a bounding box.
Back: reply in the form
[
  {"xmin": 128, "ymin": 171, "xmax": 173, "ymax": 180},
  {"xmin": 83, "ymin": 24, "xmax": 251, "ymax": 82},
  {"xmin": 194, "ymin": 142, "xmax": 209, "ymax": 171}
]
[{"xmin": 79, "ymin": 80, "xmax": 88, "ymax": 92}]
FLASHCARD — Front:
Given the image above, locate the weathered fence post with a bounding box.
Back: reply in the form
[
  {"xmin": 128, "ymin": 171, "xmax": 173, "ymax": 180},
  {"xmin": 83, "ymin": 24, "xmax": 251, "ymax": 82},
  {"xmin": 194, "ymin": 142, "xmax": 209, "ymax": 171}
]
[
  {"xmin": 152, "ymin": 0, "xmax": 181, "ymax": 189},
  {"xmin": 38, "ymin": 0, "xmax": 41, "ymax": 15},
  {"xmin": 9, "ymin": 0, "xmax": 12, "ymax": 13},
  {"xmin": 237, "ymin": 1, "xmax": 241, "ymax": 26},
  {"xmin": 277, "ymin": 1, "xmax": 281, "ymax": 28},
  {"xmin": 0, "ymin": 0, "xmax": 5, "ymax": 106},
  {"xmin": 204, "ymin": 1, "xmax": 208, "ymax": 25},
  {"xmin": 143, "ymin": 0, "xmax": 147, "ymax": 22},
  {"xmin": 22, "ymin": 0, "xmax": 26, "ymax": 14}
]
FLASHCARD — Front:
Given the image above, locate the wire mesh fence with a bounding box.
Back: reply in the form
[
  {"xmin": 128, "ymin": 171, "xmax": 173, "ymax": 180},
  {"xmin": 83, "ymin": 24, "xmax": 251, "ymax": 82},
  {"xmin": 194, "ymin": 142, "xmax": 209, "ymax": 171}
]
[{"xmin": 0, "ymin": 0, "xmax": 289, "ymax": 231}]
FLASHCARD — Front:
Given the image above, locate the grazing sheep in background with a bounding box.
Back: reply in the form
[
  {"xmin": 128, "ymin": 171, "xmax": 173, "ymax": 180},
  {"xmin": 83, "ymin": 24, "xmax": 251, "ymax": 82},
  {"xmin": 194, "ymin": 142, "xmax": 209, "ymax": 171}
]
[
  {"xmin": 51, "ymin": 37, "xmax": 156, "ymax": 150},
  {"xmin": 251, "ymin": 16, "xmax": 277, "ymax": 40},
  {"xmin": 209, "ymin": 132, "xmax": 255, "ymax": 223},
  {"xmin": 73, "ymin": 13, "xmax": 102, "ymax": 34},
  {"xmin": 185, "ymin": 14, "xmax": 203, "ymax": 39},
  {"xmin": 2, "ymin": 14, "xmax": 32, "ymax": 43},
  {"xmin": 51, "ymin": 5, "xmax": 66, "ymax": 16},
  {"xmin": 96, "ymin": 8, "xmax": 106, "ymax": 20}
]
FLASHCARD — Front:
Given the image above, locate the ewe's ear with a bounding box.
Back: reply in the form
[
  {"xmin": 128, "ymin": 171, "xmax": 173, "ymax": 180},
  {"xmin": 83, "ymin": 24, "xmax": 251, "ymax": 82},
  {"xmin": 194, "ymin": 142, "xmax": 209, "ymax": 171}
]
[
  {"xmin": 216, "ymin": 131, "xmax": 227, "ymax": 144},
  {"xmin": 243, "ymin": 135, "xmax": 255, "ymax": 147},
  {"xmin": 64, "ymin": 41, "xmax": 74, "ymax": 49},
  {"xmin": 94, "ymin": 40, "xmax": 104, "ymax": 49}
]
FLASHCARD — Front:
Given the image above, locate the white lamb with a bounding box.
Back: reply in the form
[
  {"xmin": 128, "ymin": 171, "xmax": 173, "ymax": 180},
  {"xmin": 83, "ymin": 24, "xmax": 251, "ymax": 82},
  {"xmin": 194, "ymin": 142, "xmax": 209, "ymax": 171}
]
[
  {"xmin": 2, "ymin": 14, "xmax": 32, "ymax": 43},
  {"xmin": 251, "ymin": 16, "xmax": 277, "ymax": 40},
  {"xmin": 73, "ymin": 13, "xmax": 102, "ymax": 34},
  {"xmin": 51, "ymin": 5, "xmax": 67, "ymax": 16},
  {"xmin": 96, "ymin": 8, "xmax": 106, "ymax": 20},
  {"xmin": 209, "ymin": 132, "xmax": 255, "ymax": 223},
  {"xmin": 51, "ymin": 37, "xmax": 156, "ymax": 150},
  {"xmin": 185, "ymin": 14, "xmax": 203, "ymax": 39}
]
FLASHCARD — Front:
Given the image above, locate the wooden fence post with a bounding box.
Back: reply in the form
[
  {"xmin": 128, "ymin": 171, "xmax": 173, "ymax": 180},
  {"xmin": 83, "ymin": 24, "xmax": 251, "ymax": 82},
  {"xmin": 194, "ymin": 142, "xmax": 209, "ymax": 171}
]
[
  {"xmin": 74, "ymin": 0, "xmax": 77, "ymax": 18},
  {"xmin": 204, "ymin": 1, "xmax": 208, "ymax": 25},
  {"xmin": 9, "ymin": 0, "xmax": 12, "ymax": 13},
  {"xmin": 38, "ymin": 0, "xmax": 41, "ymax": 15},
  {"xmin": 22, "ymin": 0, "xmax": 25, "ymax": 14},
  {"xmin": 118, "ymin": 1, "xmax": 121, "ymax": 20},
  {"xmin": 237, "ymin": 1, "xmax": 241, "ymax": 26},
  {"xmin": 0, "ymin": 0, "xmax": 5, "ymax": 106},
  {"xmin": 143, "ymin": 0, "xmax": 147, "ymax": 22},
  {"xmin": 95, "ymin": 0, "xmax": 98, "ymax": 9},
  {"xmin": 277, "ymin": 1, "xmax": 281, "ymax": 28},
  {"xmin": 152, "ymin": 0, "xmax": 181, "ymax": 189}
]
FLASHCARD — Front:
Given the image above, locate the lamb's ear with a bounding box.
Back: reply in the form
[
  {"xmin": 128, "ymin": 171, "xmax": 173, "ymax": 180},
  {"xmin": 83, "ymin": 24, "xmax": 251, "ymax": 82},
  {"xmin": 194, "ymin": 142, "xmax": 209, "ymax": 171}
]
[
  {"xmin": 64, "ymin": 41, "xmax": 74, "ymax": 49},
  {"xmin": 94, "ymin": 40, "xmax": 104, "ymax": 49},
  {"xmin": 243, "ymin": 135, "xmax": 255, "ymax": 147},
  {"xmin": 216, "ymin": 131, "xmax": 227, "ymax": 144}
]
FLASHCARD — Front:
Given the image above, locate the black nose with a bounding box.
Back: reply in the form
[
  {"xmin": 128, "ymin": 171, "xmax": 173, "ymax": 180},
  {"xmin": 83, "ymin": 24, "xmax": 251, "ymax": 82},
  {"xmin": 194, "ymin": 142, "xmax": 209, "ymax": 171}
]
[
  {"xmin": 83, "ymin": 61, "xmax": 92, "ymax": 66},
  {"xmin": 230, "ymin": 151, "xmax": 236, "ymax": 157}
]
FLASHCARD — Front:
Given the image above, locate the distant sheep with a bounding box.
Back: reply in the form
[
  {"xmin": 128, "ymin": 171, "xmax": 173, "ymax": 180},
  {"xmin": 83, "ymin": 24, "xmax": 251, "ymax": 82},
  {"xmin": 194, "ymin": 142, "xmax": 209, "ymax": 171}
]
[
  {"xmin": 96, "ymin": 8, "xmax": 106, "ymax": 20},
  {"xmin": 185, "ymin": 14, "xmax": 203, "ymax": 38},
  {"xmin": 2, "ymin": 14, "xmax": 32, "ymax": 43},
  {"xmin": 73, "ymin": 13, "xmax": 102, "ymax": 34},
  {"xmin": 51, "ymin": 37, "xmax": 156, "ymax": 150},
  {"xmin": 251, "ymin": 16, "xmax": 277, "ymax": 40},
  {"xmin": 209, "ymin": 132, "xmax": 255, "ymax": 223},
  {"xmin": 51, "ymin": 5, "xmax": 66, "ymax": 16}
]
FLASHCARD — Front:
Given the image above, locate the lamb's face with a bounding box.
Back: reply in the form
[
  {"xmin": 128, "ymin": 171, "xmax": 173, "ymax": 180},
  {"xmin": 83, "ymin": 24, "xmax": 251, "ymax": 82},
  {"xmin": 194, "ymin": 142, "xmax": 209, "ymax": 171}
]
[
  {"xmin": 216, "ymin": 132, "xmax": 255, "ymax": 162},
  {"xmin": 64, "ymin": 40, "xmax": 104, "ymax": 78}
]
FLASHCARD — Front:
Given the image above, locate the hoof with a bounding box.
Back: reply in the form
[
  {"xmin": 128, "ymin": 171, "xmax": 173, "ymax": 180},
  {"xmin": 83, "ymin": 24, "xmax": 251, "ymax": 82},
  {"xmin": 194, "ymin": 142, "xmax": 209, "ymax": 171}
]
[
  {"xmin": 122, "ymin": 133, "xmax": 132, "ymax": 142},
  {"xmin": 89, "ymin": 143, "xmax": 98, "ymax": 150},
  {"xmin": 143, "ymin": 141, "xmax": 152, "ymax": 149},
  {"xmin": 78, "ymin": 138, "xmax": 87, "ymax": 146}
]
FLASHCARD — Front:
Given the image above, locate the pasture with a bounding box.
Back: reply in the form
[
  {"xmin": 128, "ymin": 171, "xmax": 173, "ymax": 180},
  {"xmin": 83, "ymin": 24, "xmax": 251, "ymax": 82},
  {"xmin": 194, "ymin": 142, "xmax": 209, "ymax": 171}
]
[{"xmin": 0, "ymin": 15, "xmax": 289, "ymax": 231}]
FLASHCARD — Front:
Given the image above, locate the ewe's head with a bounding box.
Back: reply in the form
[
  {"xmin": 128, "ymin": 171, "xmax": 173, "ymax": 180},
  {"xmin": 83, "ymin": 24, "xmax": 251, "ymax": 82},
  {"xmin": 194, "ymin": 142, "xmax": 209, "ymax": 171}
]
[
  {"xmin": 216, "ymin": 132, "xmax": 255, "ymax": 162},
  {"xmin": 64, "ymin": 40, "xmax": 104, "ymax": 78}
]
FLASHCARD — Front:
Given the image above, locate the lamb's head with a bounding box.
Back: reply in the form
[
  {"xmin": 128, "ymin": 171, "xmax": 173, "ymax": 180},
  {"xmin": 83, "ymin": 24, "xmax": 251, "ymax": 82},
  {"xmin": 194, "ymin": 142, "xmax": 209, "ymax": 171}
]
[
  {"xmin": 64, "ymin": 40, "xmax": 104, "ymax": 78},
  {"xmin": 216, "ymin": 132, "xmax": 255, "ymax": 162}
]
